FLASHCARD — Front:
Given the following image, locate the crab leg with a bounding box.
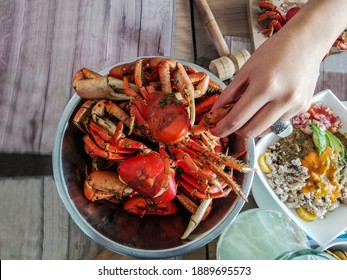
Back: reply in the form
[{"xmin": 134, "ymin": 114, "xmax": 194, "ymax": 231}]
[
  {"xmin": 153, "ymin": 145, "xmax": 177, "ymax": 199},
  {"xmin": 195, "ymin": 94, "xmax": 219, "ymax": 116},
  {"xmin": 73, "ymin": 99, "xmax": 96, "ymax": 133},
  {"xmin": 205, "ymin": 159, "xmax": 248, "ymax": 202},
  {"xmin": 171, "ymin": 147, "xmax": 223, "ymax": 189},
  {"xmin": 206, "ymin": 80, "xmax": 223, "ymax": 95},
  {"xmin": 92, "ymin": 99, "xmax": 131, "ymax": 128},
  {"xmin": 89, "ymin": 129, "xmax": 135, "ymax": 154},
  {"xmin": 122, "ymin": 76, "xmax": 151, "ymax": 134},
  {"xmin": 199, "ymin": 132, "xmax": 219, "ymax": 151},
  {"xmin": 176, "ymin": 160, "xmax": 223, "ymax": 190},
  {"xmin": 181, "ymin": 198, "xmax": 212, "ymax": 239},
  {"xmin": 178, "ymin": 174, "xmax": 230, "ymax": 199},
  {"xmin": 188, "ymin": 72, "xmax": 210, "ymax": 98},
  {"xmin": 109, "ymin": 61, "xmax": 137, "ymax": 80},
  {"xmin": 110, "ymin": 122, "xmax": 125, "ymax": 142},
  {"xmin": 179, "ymin": 147, "xmax": 248, "ymax": 202},
  {"xmin": 186, "ymin": 140, "xmax": 255, "ymax": 173},
  {"xmin": 133, "ymin": 59, "xmax": 151, "ymax": 100},
  {"xmin": 122, "ymin": 76, "xmax": 138, "ymax": 97},
  {"xmin": 83, "ymin": 135, "xmax": 133, "ymax": 160},
  {"xmin": 108, "ymin": 76, "xmax": 137, "ymax": 98},
  {"xmin": 173, "ymin": 62, "xmax": 196, "ymax": 126},
  {"xmin": 179, "ymin": 179, "xmax": 206, "ymax": 199},
  {"xmin": 158, "ymin": 59, "xmax": 177, "ymax": 94},
  {"xmin": 89, "ymin": 122, "xmax": 112, "ymax": 141}
]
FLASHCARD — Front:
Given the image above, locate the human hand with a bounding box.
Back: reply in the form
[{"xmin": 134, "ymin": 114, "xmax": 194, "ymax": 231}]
[
  {"xmin": 209, "ymin": 31, "xmax": 320, "ymax": 139},
  {"xmin": 209, "ymin": 0, "xmax": 347, "ymax": 139}
]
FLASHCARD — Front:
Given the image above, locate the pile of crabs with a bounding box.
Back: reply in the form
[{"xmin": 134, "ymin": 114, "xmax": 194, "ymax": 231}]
[{"xmin": 72, "ymin": 57, "xmax": 254, "ymax": 239}]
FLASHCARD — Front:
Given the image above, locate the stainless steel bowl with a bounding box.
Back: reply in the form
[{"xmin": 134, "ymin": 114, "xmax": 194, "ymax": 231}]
[{"xmin": 52, "ymin": 57, "xmax": 255, "ymax": 259}]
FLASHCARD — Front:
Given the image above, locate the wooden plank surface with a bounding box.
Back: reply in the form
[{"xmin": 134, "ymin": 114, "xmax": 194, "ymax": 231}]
[
  {"xmin": 174, "ymin": 0, "xmax": 194, "ymax": 62},
  {"xmin": 207, "ymin": 0, "xmax": 249, "ymax": 38},
  {"xmin": 42, "ymin": 177, "xmax": 70, "ymax": 259},
  {"xmin": 0, "ymin": 0, "xmax": 174, "ymax": 155},
  {"xmin": 0, "ymin": 0, "xmax": 175, "ymax": 260},
  {"xmin": 317, "ymin": 55, "xmax": 347, "ymax": 100},
  {"xmin": 0, "ymin": 178, "xmax": 43, "ymax": 259},
  {"xmin": 191, "ymin": 0, "xmax": 251, "ymax": 67},
  {"xmin": 1, "ymin": 0, "xmax": 346, "ymax": 261},
  {"xmin": 0, "ymin": 177, "xmax": 103, "ymax": 259}
]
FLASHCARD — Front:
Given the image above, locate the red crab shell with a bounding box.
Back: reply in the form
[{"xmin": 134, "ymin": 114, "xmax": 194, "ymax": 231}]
[
  {"xmin": 117, "ymin": 151, "xmax": 177, "ymax": 200},
  {"xmin": 146, "ymin": 92, "xmax": 190, "ymax": 144},
  {"xmin": 123, "ymin": 196, "xmax": 178, "ymax": 216}
]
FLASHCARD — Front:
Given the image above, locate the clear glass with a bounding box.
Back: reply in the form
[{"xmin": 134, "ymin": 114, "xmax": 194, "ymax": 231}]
[
  {"xmin": 276, "ymin": 248, "xmax": 335, "ymax": 260},
  {"xmin": 217, "ymin": 209, "xmax": 336, "ymax": 260}
]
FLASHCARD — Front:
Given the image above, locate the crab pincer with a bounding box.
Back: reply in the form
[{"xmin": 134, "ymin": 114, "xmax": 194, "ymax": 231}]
[{"xmin": 181, "ymin": 198, "xmax": 213, "ymax": 239}]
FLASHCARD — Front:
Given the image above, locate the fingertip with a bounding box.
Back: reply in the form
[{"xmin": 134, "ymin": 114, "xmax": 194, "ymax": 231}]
[
  {"xmin": 209, "ymin": 127, "xmax": 222, "ymax": 137},
  {"xmin": 209, "ymin": 123, "xmax": 234, "ymax": 138}
]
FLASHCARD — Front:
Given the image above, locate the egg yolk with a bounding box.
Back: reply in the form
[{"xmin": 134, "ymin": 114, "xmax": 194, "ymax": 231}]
[{"xmin": 301, "ymin": 146, "xmax": 341, "ymax": 202}]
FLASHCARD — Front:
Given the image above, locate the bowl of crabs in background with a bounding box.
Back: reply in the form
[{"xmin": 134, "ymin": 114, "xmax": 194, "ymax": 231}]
[
  {"xmin": 255, "ymin": 89, "xmax": 347, "ymax": 248},
  {"xmin": 53, "ymin": 56, "xmax": 255, "ymax": 259}
]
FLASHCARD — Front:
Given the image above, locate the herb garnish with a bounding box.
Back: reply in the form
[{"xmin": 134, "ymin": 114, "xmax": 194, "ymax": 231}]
[{"xmin": 159, "ymin": 93, "xmax": 182, "ymax": 108}]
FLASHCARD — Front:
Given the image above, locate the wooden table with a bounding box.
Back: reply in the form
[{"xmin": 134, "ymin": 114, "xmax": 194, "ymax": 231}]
[{"xmin": 1, "ymin": 0, "xmax": 346, "ymax": 260}]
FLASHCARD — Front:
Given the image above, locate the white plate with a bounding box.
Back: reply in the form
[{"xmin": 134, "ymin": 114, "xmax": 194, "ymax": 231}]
[{"xmin": 254, "ymin": 89, "xmax": 347, "ymax": 247}]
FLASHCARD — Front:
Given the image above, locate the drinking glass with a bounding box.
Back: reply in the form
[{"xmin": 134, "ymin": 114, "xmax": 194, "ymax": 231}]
[{"xmin": 216, "ymin": 208, "xmax": 335, "ymax": 260}]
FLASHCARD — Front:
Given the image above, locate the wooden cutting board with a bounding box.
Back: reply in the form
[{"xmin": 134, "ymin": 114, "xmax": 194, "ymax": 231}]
[{"xmin": 247, "ymin": 0, "xmax": 307, "ymax": 51}]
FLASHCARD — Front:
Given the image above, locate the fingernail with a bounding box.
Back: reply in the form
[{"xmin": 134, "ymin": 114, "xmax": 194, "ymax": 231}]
[
  {"xmin": 209, "ymin": 127, "xmax": 218, "ymax": 136},
  {"xmin": 210, "ymin": 126, "xmax": 225, "ymax": 137}
]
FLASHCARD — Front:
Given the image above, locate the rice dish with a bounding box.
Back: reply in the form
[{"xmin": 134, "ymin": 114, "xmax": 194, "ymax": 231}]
[{"xmin": 262, "ymin": 103, "xmax": 347, "ymax": 219}]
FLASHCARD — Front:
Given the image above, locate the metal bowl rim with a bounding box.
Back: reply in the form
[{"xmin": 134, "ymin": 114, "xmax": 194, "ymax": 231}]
[{"xmin": 52, "ymin": 56, "xmax": 255, "ymax": 258}]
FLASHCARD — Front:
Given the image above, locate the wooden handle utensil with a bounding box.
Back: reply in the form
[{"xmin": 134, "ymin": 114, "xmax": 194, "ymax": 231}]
[
  {"xmin": 194, "ymin": 0, "xmax": 230, "ymax": 57},
  {"xmin": 194, "ymin": 0, "xmax": 250, "ymax": 80}
]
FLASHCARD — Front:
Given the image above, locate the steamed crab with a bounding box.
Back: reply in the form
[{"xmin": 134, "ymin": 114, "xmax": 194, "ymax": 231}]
[{"xmin": 72, "ymin": 57, "xmax": 254, "ymax": 239}]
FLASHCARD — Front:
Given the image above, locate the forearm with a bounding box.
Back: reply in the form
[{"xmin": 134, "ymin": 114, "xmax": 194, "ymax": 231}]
[
  {"xmin": 210, "ymin": 0, "xmax": 347, "ymax": 138},
  {"xmin": 278, "ymin": 0, "xmax": 347, "ymax": 59}
]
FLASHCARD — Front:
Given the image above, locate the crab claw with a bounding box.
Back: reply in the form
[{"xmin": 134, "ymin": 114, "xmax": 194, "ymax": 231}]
[
  {"xmin": 181, "ymin": 198, "xmax": 212, "ymax": 239},
  {"xmin": 173, "ymin": 62, "xmax": 196, "ymax": 126},
  {"xmin": 72, "ymin": 68, "xmax": 132, "ymax": 100}
]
